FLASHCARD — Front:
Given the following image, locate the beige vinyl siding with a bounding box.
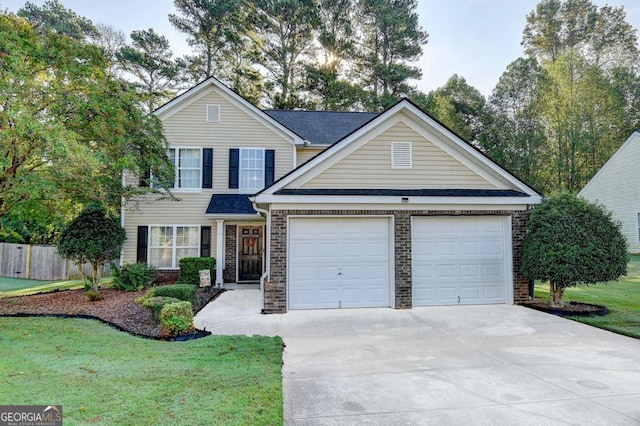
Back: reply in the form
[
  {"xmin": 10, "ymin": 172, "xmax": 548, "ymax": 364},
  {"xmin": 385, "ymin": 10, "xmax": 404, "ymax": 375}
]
[
  {"xmin": 122, "ymin": 85, "xmax": 290, "ymax": 264},
  {"xmin": 296, "ymin": 146, "xmax": 326, "ymax": 166},
  {"xmin": 159, "ymin": 86, "xmax": 294, "ymax": 193},
  {"xmin": 301, "ymin": 121, "xmax": 499, "ymax": 190},
  {"xmin": 121, "ymin": 196, "xmax": 218, "ymax": 266},
  {"xmin": 580, "ymin": 132, "xmax": 640, "ymax": 253}
]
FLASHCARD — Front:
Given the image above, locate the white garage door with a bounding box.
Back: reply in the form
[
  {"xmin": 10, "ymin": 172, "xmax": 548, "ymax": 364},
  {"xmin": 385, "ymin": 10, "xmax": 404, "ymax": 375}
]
[
  {"xmin": 288, "ymin": 217, "xmax": 391, "ymax": 310},
  {"xmin": 412, "ymin": 216, "xmax": 509, "ymax": 306}
]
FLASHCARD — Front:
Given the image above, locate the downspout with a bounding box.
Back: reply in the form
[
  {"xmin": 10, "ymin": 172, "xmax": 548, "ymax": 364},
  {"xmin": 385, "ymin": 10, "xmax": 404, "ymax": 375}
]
[
  {"xmin": 120, "ymin": 171, "xmax": 126, "ymax": 267},
  {"xmin": 252, "ymin": 201, "xmax": 270, "ymax": 313}
]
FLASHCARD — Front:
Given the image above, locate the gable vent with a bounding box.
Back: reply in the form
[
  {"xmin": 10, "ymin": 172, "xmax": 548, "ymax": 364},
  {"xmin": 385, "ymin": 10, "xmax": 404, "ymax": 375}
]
[
  {"xmin": 206, "ymin": 105, "xmax": 220, "ymax": 122},
  {"xmin": 391, "ymin": 142, "xmax": 412, "ymax": 168}
]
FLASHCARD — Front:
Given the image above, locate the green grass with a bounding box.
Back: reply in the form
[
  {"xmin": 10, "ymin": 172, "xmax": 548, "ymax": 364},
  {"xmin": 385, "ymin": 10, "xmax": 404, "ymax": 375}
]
[
  {"xmin": 0, "ymin": 317, "xmax": 283, "ymax": 425},
  {"xmin": 534, "ymin": 254, "xmax": 640, "ymax": 338},
  {"xmin": 0, "ymin": 277, "xmax": 113, "ymax": 298}
]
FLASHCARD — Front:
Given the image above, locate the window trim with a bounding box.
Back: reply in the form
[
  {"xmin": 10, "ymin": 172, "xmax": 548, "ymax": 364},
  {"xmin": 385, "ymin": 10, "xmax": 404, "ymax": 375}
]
[
  {"xmin": 148, "ymin": 225, "xmax": 201, "ymax": 269},
  {"xmin": 206, "ymin": 104, "xmax": 221, "ymax": 122},
  {"xmin": 166, "ymin": 147, "xmax": 203, "ymax": 192},
  {"xmin": 637, "ymin": 212, "xmax": 640, "ymax": 242},
  {"xmin": 239, "ymin": 147, "xmax": 266, "ymax": 191}
]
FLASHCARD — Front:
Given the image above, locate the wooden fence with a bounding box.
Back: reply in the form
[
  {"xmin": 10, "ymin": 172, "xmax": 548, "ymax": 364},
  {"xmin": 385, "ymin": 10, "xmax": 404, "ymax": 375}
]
[{"xmin": 0, "ymin": 242, "xmax": 112, "ymax": 281}]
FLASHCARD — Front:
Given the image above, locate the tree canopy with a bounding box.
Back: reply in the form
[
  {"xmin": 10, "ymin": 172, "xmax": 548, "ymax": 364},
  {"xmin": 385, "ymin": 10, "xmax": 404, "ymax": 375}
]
[
  {"xmin": 58, "ymin": 204, "xmax": 126, "ymax": 291},
  {"xmin": 0, "ymin": 13, "xmax": 174, "ymax": 242},
  {"xmin": 522, "ymin": 194, "xmax": 628, "ymax": 307}
]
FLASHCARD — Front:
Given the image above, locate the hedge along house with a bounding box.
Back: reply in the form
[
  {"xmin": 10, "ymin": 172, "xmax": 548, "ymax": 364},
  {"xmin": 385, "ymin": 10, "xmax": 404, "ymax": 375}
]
[{"xmin": 121, "ymin": 77, "xmax": 542, "ymax": 312}]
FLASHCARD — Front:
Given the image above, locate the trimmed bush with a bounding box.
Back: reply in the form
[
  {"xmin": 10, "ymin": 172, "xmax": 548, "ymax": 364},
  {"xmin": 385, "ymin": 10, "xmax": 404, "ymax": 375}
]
[
  {"xmin": 151, "ymin": 283, "xmax": 198, "ymax": 304},
  {"xmin": 178, "ymin": 257, "xmax": 215, "ymax": 285},
  {"xmin": 112, "ymin": 262, "xmax": 156, "ymax": 292},
  {"xmin": 85, "ymin": 290, "xmax": 103, "ymax": 302},
  {"xmin": 141, "ymin": 296, "xmax": 181, "ymax": 321},
  {"xmin": 160, "ymin": 301, "xmax": 195, "ymax": 336}
]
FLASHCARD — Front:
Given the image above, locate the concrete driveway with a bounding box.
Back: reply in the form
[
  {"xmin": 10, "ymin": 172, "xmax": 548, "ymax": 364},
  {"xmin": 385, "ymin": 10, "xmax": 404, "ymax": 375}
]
[{"xmin": 195, "ymin": 290, "xmax": 640, "ymax": 425}]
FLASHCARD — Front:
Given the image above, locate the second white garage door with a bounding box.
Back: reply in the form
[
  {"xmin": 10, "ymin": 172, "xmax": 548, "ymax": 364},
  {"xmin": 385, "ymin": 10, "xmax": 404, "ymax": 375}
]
[
  {"xmin": 288, "ymin": 217, "xmax": 391, "ymax": 310},
  {"xmin": 412, "ymin": 216, "xmax": 510, "ymax": 306}
]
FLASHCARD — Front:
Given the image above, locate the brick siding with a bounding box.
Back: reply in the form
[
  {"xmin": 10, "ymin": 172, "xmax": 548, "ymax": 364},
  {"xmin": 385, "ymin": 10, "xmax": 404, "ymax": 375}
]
[
  {"xmin": 263, "ymin": 209, "xmax": 532, "ymax": 313},
  {"xmin": 223, "ymin": 225, "xmax": 237, "ymax": 283}
]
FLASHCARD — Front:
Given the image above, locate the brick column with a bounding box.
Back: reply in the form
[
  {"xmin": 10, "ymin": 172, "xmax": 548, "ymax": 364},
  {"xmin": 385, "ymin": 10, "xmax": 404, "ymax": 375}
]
[
  {"xmin": 394, "ymin": 212, "xmax": 412, "ymax": 308},
  {"xmin": 511, "ymin": 210, "xmax": 530, "ymax": 303},
  {"xmin": 223, "ymin": 225, "xmax": 237, "ymax": 283},
  {"xmin": 264, "ymin": 211, "xmax": 287, "ymax": 313}
]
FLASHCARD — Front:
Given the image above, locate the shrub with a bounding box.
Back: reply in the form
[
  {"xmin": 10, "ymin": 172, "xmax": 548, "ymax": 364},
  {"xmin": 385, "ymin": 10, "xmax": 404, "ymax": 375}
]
[
  {"xmin": 112, "ymin": 262, "xmax": 156, "ymax": 291},
  {"xmin": 58, "ymin": 204, "xmax": 126, "ymax": 291},
  {"xmin": 178, "ymin": 257, "xmax": 215, "ymax": 285},
  {"xmin": 141, "ymin": 296, "xmax": 181, "ymax": 321},
  {"xmin": 160, "ymin": 301, "xmax": 195, "ymax": 336},
  {"xmin": 151, "ymin": 283, "xmax": 198, "ymax": 304},
  {"xmin": 85, "ymin": 290, "xmax": 103, "ymax": 302},
  {"xmin": 522, "ymin": 193, "xmax": 629, "ymax": 307}
]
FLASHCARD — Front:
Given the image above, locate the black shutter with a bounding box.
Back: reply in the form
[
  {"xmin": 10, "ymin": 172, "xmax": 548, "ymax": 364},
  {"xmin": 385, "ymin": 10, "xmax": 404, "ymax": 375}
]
[
  {"xmin": 137, "ymin": 226, "xmax": 148, "ymax": 262},
  {"xmin": 265, "ymin": 150, "xmax": 275, "ymax": 186},
  {"xmin": 229, "ymin": 148, "xmax": 239, "ymax": 189},
  {"xmin": 139, "ymin": 169, "xmax": 150, "ymax": 187},
  {"xmin": 202, "ymin": 148, "xmax": 213, "ymax": 189},
  {"xmin": 200, "ymin": 226, "xmax": 211, "ymax": 258}
]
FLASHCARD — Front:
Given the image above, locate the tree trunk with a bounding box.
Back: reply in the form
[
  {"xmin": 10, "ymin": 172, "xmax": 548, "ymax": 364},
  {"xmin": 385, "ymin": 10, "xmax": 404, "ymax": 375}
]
[
  {"xmin": 91, "ymin": 261, "xmax": 101, "ymax": 292},
  {"xmin": 549, "ymin": 282, "xmax": 565, "ymax": 307}
]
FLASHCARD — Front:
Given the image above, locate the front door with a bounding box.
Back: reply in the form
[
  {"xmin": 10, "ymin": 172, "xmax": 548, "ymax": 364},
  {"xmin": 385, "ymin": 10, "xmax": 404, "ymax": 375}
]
[{"xmin": 238, "ymin": 226, "xmax": 263, "ymax": 282}]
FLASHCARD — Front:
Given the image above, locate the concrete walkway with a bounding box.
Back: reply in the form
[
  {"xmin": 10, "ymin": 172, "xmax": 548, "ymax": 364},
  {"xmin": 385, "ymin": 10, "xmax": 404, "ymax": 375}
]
[{"xmin": 195, "ymin": 290, "xmax": 640, "ymax": 425}]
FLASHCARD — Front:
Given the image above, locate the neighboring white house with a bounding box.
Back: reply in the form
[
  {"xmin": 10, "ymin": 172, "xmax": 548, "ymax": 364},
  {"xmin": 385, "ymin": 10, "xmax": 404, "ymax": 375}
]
[
  {"xmin": 579, "ymin": 131, "xmax": 640, "ymax": 253},
  {"xmin": 122, "ymin": 77, "xmax": 543, "ymax": 313}
]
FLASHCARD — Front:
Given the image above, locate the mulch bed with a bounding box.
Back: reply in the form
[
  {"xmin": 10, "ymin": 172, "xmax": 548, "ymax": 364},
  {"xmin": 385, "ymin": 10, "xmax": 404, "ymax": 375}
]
[
  {"xmin": 0, "ymin": 286, "xmax": 224, "ymax": 340},
  {"xmin": 523, "ymin": 299, "xmax": 609, "ymax": 317}
]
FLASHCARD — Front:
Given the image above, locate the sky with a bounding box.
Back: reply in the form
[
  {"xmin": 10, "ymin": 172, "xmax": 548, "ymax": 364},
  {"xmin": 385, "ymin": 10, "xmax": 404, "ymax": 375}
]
[{"xmin": 2, "ymin": 0, "xmax": 640, "ymax": 97}]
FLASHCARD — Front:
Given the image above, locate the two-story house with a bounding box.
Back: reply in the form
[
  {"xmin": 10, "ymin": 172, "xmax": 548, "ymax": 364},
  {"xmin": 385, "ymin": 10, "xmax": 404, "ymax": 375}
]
[{"xmin": 121, "ymin": 77, "xmax": 541, "ymax": 313}]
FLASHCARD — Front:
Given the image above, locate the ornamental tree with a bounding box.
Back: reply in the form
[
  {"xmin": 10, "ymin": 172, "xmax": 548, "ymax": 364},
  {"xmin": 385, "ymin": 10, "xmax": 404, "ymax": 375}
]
[
  {"xmin": 522, "ymin": 193, "xmax": 628, "ymax": 307},
  {"xmin": 58, "ymin": 204, "xmax": 126, "ymax": 292}
]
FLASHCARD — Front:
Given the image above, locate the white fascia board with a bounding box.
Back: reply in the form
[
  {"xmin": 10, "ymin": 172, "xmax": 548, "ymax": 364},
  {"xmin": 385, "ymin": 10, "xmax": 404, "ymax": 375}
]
[
  {"xmin": 401, "ymin": 103, "xmax": 540, "ymax": 196},
  {"xmin": 154, "ymin": 78, "xmax": 301, "ymax": 145},
  {"xmin": 270, "ymin": 203, "xmax": 532, "ymax": 211},
  {"xmin": 205, "ymin": 214, "xmax": 263, "ymax": 220},
  {"xmin": 254, "ymin": 194, "xmax": 542, "ymax": 206}
]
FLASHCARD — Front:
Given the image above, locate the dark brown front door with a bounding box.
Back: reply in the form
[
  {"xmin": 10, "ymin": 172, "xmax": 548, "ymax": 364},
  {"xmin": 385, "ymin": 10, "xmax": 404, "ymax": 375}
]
[{"xmin": 238, "ymin": 226, "xmax": 263, "ymax": 282}]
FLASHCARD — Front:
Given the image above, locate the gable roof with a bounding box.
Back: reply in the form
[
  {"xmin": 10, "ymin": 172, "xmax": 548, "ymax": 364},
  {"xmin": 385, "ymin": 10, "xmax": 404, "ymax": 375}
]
[
  {"xmin": 264, "ymin": 110, "xmax": 378, "ymax": 145},
  {"xmin": 578, "ymin": 130, "xmax": 640, "ymax": 197},
  {"xmin": 254, "ymin": 98, "xmax": 541, "ymax": 203},
  {"xmin": 153, "ymin": 77, "xmax": 304, "ymax": 144}
]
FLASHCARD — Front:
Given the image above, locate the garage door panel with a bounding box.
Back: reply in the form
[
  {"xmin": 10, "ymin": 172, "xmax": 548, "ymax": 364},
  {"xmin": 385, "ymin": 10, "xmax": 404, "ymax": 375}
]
[
  {"xmin": 289, "ymin": 217, "xmax": 391, "ymax": 310},
  {"xmin": 413, "ymin": 216, "xmax": 508, "ymax": 307}
]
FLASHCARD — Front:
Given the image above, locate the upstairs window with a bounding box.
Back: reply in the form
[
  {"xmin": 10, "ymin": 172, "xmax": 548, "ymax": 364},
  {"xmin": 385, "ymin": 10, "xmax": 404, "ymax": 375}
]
[
  {"xmin": 240, "ymin": 148, "xmax": 265, "ymax": 191},
  {"xmin": 391, "ymin": 142, "xmax": 412, "ymax": 169},
  {"xmin": 169, "ymin": 148, "xmax": 201, "ymax": 189}
]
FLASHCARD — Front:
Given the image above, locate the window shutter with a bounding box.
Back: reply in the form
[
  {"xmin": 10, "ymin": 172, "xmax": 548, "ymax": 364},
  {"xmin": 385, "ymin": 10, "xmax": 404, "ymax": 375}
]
[
  {"xmin": 139, "ymin": 169, "xmax": 150, "ymax": 187},
  {"xmin": 206, "ymin": 105, "xmax": 220, "ymax": 122},
  {"xmin": 200, "ymin": 226, "xmax": 211, "ymax": 258},
  {"xmin": 265, "ymin": 150, "xmax": 275, "ymax": 186},
  {"xmin": 202, "ymin": 148, "xmax": 213, "ymax": 189},
  {"xmin": 229, "ymin": 149, "xmax": 239, "ymax": 189},
  {"xmin": 137, "ymin": 226, "xmax": 148, "ymax": 263},
  {"xmin": 391, "ymin": 142, "xmax": 412, "ymax": 168}
]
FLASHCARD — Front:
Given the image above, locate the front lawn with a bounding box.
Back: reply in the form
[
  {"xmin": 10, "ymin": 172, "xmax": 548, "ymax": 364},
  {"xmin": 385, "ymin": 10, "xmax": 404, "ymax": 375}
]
[
  {"xmin": 0, "ymin": 317, "xmax": 283, "ymax": 425},
  {"xmin": 0, "ymin": 277, "xmax": 112, "ymax": 298},
  {"xmin": 534, "ymin": 254, "xmax": 640, "ymax": 338}
]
